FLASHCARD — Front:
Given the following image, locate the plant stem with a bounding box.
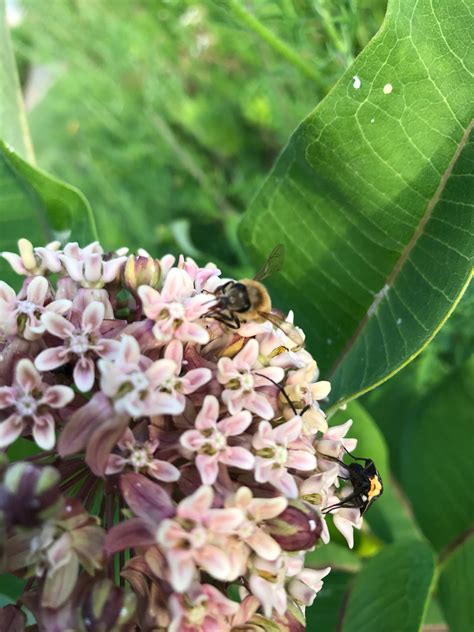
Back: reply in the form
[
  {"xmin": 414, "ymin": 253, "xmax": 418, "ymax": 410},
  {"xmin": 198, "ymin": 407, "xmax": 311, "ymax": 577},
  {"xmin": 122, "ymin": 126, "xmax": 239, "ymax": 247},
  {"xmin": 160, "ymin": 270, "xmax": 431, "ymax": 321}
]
[{"xmin": 225, "ymin": 0, "xmax": 325, "ymax": 88}]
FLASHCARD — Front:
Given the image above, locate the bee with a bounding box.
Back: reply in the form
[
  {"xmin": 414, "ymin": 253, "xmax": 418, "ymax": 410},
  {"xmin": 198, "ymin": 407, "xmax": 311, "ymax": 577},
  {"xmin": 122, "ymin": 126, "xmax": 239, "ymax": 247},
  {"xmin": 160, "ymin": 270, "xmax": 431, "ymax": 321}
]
[
  {"xmin": 206, "ymin": 244, "xmax": 304, "ymax": 348},
  {"xmin": 321, "ymin": 449, "xmax": 384, "ymax": 516}
]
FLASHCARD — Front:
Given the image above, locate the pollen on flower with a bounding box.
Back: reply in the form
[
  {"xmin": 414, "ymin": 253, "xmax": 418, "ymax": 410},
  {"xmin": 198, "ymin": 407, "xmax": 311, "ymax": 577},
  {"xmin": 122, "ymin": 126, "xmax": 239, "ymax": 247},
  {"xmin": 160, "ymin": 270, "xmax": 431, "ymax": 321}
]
[{"xmin": 0, "ymin": 238, "xmax": 365, "ymax": 630}]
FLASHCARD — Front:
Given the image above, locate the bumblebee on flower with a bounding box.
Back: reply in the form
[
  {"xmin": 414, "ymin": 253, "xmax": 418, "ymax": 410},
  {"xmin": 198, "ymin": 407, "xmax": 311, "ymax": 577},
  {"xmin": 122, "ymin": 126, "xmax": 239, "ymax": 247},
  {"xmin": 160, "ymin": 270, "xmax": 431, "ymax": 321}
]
[{"xmin": 0, "ymin": 238, "xmax": 375, "ymax": 631}]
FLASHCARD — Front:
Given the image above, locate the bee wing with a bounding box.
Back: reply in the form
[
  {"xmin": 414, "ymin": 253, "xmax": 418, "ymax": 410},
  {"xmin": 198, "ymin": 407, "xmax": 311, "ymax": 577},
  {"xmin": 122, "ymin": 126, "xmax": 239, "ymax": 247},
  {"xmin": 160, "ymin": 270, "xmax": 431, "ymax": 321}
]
[
  {"xmin": 259, "ymin": 311, "xmax": 305, "ymax": 349},
  {"xmin": 253, "ymin": 244, "xmax": 285, "ymax": 282}
]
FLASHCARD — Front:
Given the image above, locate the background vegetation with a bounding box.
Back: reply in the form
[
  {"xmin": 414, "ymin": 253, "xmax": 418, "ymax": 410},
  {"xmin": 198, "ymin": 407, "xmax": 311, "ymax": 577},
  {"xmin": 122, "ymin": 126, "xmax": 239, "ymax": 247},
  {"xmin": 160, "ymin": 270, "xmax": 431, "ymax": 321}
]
[{"xmin": 1, "ymin": 1, "xmax": 473, "ymax": 630}]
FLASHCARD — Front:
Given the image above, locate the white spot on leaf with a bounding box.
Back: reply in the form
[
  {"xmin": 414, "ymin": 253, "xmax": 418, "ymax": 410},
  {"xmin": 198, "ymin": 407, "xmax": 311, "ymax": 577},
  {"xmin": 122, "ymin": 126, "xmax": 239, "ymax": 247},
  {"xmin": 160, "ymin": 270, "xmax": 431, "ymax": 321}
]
[
  {"xmin": 352, "ymin": 75, "xmax": 361, "ymax": 89},
  {"xmin": 367, "ymin": 284, "xmax": 390, "ymax": 317},
  {"xmin": 383, "ymin": 83, "xmax": 393, "ymax": 94},
  {"xmin": 396, "ymin": 318, "xmax": 402, "ymax": 325},
  {"xmin": 370, "ymin": 118, "xmax": 375, "ymax": 123}
]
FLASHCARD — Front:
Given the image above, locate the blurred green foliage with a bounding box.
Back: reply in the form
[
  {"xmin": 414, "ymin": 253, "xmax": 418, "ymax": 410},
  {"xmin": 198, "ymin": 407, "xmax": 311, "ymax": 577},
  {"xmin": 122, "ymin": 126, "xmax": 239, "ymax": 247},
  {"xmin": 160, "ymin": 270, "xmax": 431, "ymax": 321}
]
[{"xmin": 13, "ymin": 0, "xmax": 386, "ymax": 273}]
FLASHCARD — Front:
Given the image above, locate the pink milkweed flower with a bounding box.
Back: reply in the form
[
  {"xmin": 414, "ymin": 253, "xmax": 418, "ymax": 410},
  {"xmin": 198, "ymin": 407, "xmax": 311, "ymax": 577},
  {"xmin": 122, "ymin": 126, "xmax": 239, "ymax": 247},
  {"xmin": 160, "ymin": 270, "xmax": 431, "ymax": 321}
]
[
  {"xmin": 248, "ymin": 556, "xmax": 288, "ymax": 617},
  {"xmin": 105, "ymin": 427, "xmax": 180, "ymax": 482},
  {"xmin": 256, "ymin": 325, "xmax": 313, "ymax": 370},
  {"xmin": 248, "ymin": 552, "xmax": 306, "ymax": 617},
  {"xmin": 217, "ymin": 338, "xmax": 284, "ymax": 419},
  {"xmin": 283, "ymin": 361, "xmax": 331, "ymax": 434},
  {"xmin": 177, "ymin": 255, "xmax": 222, "ymax": 293},
  {"xmin": 1, "ymin": 238, "xmax": 62, "ymax": 277},
  {"xmin": 325, "ymin": 489, "xmax": 363, "ymax": 549},
  {"xmin": 0, "ymin": 276, "xmax": 71, "ymax": 341},
  {"xmin": 299, "ymin": 466, "xmax": 340, "ymax": 543},
  {"xmin": 156, "ymin": 485, "xmax": 243, "ymax": 592},
  {"xmin": 180, "ymin": 395, "xmax": 254, "ymax": 484},
  {"xmin": 35, "ymin": 301, "xmax": 119, "ymax": 392},
  {"xmin": 315, "ymin": 419, "xmax": 357, "ymax": 471},
  {"xmin": 138, "ymin": 268, "xmax": 211, "ymax": 345},
  {"xmin": 163, "ymin": 340, "xmax": 212, "ymax": 408},
  {"xmin": 0, "ymin": 358, "xmax": 74, "ymax": 449},
  {"xmin": 288, "ymin": 566, "xmax": 331, "ymax": 606},
  {"xmin": 169, "ymin": 583, "xmax": 238, "ymax": 632},
  {"xmin": 224, "ymin": 487, "xmax": 287, "ymax": 561},
  {"xmin": 60, "ymin": 243, "xmax": 126, "ymax": 289},
  {"xmin": 98, "ymin": 335, "xmax": 183, "ymax": 417},
  {"xmin": 253, "ymin": 417, "xmax": 317, "ymax": 498}
]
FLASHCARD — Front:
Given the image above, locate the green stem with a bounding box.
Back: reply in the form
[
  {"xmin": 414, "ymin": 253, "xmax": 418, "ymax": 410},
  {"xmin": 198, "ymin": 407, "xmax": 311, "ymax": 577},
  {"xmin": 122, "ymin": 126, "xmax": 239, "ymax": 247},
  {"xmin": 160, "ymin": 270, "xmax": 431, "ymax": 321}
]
[{"xmin": 225, "ymin": 0, "xmax": 325, "ymax": 87}]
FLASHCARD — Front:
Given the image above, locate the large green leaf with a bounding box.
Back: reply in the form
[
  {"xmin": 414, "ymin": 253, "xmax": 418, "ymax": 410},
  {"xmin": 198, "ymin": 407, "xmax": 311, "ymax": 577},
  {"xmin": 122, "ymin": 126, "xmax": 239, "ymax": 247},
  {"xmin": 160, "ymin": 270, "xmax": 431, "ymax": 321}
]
[
  {"xmin": 341, "ymin": 540, "xmax": 435, "ymax": 632},
  {"xmin": 399, "ymin": 357, "xmax": 474, "ymax": 552},
  {"xmin": 363, "ymin": 283, "xmax": 474, "ymax": 479},
  {"xmin": 0, "ymin": 143, "xmax": 98, "ymax": 286},
  {"xmin": 438, "ymin": 530, "xmax": 474, "ymax": 632},
  {"xmin": 239, "ymin": 0, "xmax": 474, "ymax": 407},
  {"xmin": 0, "ymin": 0, "xmax": 34, "ymax": 162},
  {"xmin": 306, "ymin": 571, "xmax": 353, "ymax": 632}
]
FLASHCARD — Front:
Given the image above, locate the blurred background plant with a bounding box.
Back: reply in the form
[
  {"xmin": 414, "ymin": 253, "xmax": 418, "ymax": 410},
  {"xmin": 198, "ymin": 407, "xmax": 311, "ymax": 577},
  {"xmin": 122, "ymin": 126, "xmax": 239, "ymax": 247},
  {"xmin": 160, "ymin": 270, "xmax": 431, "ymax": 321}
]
[{"xmin": 11, "ymin": 0, "xmax": 386, "ymax": 274}]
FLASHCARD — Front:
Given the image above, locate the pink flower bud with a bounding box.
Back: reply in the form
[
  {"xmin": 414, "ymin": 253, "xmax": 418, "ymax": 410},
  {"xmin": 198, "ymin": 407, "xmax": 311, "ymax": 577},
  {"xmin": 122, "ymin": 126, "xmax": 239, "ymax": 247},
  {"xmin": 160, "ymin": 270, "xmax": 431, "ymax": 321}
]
[
  {"xmin": 265, "ymin": 500, "xmax": 322, "ymax": 551},
  {"xmin": 123, "ymin": 255, "xmax": 161, "ymax": 292}
]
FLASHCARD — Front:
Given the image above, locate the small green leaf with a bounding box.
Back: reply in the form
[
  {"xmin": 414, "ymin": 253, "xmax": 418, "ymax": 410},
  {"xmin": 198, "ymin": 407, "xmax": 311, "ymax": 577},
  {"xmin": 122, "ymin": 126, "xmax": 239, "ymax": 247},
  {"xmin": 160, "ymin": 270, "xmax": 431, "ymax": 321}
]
[
  {"xmin": 438, "ymin": 530, "xmax": 474, "ymax": 632},
  {"xmin": 239, "ymin": 0, "xmax": 474, "ymax": 407},
  {"xmin": 0, "ymin": 142, "xmax": 98, "ymax": 285},
  {"xmin": 400, "ymin": 357, "xmax": 474, "ymax": 552},
  {"xmin": 341, "ymin": 540, "xmax": 435, "ymax": 632},
  {"xmin": 0, "ymin": 574, "xmax": 24, "ymax": 601}
]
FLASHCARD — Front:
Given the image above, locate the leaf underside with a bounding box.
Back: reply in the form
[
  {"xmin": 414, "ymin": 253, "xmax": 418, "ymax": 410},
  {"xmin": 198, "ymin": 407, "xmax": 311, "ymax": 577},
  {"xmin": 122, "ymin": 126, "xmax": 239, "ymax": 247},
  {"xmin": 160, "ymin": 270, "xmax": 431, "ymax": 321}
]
[
  {"xmin": 340, "ymin": 539, "xmax": 435, "ymax": 632},
  {"xmin": 240, "ymin": 0, "xmax": 474, "ymax": 406},
  {"xmin": 0, "ymin": 142, "xmax": 98, "ymax": 286}
]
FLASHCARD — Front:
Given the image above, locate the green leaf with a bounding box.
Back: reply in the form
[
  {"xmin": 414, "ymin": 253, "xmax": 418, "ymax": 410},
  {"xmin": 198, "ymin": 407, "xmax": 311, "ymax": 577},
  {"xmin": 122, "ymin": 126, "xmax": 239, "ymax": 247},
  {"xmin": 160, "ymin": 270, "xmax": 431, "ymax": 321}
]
[
  {"xmin": 306, "ymin": 542, "xmax": 362, "ymax": 573},
  {"xmin": 438, "ymin": 530, "xmax": 474, "ymax": 632},
  {"xmin": 341, "ymin": 540, "xmax": 435, "ymax": 632},
  {"xmin": 363, "ymin": 283, "xmax": 474, "ymax": 479},
  {"xmin": 330, "ymin": 401, "xmax": 421, "ymax": 543},
  {"xmin": 0, "ymin": 141, "xmax": 98, "ymax": 286},
  {"xmin": 400, "ymin": 357, "xmax": 474, "ymax": 552},
  {"xmin": 239, "ymin": 0, "xmax": 474, "ymax": 407},
  {"xmin": 306, "ymin": 571, "xmax": 353, "ymax": 632},
  {"xmin": 0, "ymin": 574, "xmax": 24, "ymax": 601},
  {"xmin": 0, "ymin": 0, "xmax": 34, "ymax": 162}
]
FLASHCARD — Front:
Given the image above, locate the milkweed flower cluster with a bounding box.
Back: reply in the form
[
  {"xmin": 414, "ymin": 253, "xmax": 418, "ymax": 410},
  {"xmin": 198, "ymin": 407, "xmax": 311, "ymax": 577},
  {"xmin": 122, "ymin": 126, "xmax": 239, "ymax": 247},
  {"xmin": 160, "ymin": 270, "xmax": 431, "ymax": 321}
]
[{"xmin": 0, "ymin": 239, "xmax": 364, "ymax": 631}]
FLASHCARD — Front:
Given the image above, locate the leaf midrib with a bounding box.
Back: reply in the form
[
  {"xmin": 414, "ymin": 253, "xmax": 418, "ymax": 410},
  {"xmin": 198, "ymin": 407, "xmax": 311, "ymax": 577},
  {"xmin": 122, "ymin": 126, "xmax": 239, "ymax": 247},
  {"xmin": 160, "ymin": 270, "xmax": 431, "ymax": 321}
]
[{"xmin": 329, "ymin": 119, "xmax": 474, "ymax": 381}]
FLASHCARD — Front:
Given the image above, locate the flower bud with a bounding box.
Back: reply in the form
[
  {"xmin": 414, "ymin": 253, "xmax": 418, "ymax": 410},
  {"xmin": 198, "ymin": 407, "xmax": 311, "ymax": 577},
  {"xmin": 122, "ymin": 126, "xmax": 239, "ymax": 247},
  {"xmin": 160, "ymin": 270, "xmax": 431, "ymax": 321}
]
[
  {"xmin": 123, "ymin": 255, "xmax": 161, "ymax": 293},
  {"xmin": 265, "ymin": 499, "xmax": 322, "ymax": 551},
  {"xmin": 273, "ymin": 601, "xmax": 306, "ymax": 632},
  {"xmin": 0, "ymin": 462, "xmax": 62, "ymax": 528},
  {"xmin": 81, "ymin": 579, "xmax": 137, "ymax": 632}
]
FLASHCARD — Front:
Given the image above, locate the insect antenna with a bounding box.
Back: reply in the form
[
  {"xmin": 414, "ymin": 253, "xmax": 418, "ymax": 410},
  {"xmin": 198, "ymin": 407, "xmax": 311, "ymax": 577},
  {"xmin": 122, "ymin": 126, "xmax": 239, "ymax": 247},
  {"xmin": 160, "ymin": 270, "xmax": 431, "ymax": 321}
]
[
  {"xmin": 342, "ymin": 446, "xmax": 371, "ymax": 463},
  {"xmin": 254, "ymin": 372, "xmax": 298, "ymax": 416}
]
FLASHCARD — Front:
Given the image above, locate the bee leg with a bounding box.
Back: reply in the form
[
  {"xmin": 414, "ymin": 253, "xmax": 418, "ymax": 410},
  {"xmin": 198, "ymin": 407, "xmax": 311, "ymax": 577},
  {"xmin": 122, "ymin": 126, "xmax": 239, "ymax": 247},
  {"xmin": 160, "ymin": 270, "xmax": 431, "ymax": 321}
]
[{"xmin": 208, "ymin": 312, "xmax": 241, "ymax": 330}]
